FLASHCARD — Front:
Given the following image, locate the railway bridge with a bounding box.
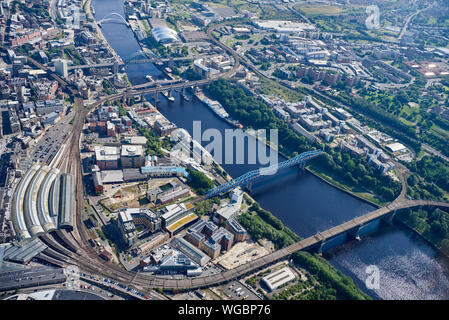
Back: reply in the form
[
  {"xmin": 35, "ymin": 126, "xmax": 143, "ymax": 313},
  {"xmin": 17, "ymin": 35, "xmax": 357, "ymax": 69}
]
[{"xmin": 137, "ymin": 199, "xmax": 449, "ymax": 290}]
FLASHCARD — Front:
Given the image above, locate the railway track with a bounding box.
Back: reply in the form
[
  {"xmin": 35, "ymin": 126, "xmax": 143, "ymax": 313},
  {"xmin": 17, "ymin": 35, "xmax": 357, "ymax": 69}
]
[
  {"xmin": 36, "ymin": 252, "xmax": 68, "ymax": 268},
  {"xmin": 57, "ymin": 97, "xmax": 168, "ymax": 298},
  {"xmin": 54, "ymin": 230, "xmax": 79, "ymax": 255},
  {"xmin": 0, "ymin": 45, "xmax": 165, "ymax": 298}
]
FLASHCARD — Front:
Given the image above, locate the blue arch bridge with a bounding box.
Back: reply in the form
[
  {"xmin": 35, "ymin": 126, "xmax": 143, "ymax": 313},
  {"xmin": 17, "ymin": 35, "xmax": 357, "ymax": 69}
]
[{"xmin": 204, "ymin": 150, "xmax": 323, "ymax": 199}]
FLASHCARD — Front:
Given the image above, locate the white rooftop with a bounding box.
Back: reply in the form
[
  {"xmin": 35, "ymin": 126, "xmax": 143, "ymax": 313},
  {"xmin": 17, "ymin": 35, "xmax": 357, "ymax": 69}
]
[
  {"xmin": 121, "ymin": 145, "xmax": 143, "ymax": 157},
  {"xmin": 386, "ymin": 142, "xmax": 407, "ymax": 153},
  {"xmin": 262, "ymin": 267, "xmax": 296, "ymax": 291},
  {"xmin": 119, "ymin": 210, "xmax": 133, "ymax": 223},
  {"xmin": 94, "ymin": 146, "xmax": 119, "ymax": 161}
]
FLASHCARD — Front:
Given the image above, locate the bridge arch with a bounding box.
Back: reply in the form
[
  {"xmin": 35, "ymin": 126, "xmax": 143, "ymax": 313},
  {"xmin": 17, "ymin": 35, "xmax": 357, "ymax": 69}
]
[
  {"xmin": 205, "ymin": 150, "xmax": 323, "ymax": 199},
  {"xmin": 98, "ymin": 12, "xmax": 128, "ymax": 25},
  {"xmin": 124, "ymin": 50, "xmax": 158, "ymax": 64}
]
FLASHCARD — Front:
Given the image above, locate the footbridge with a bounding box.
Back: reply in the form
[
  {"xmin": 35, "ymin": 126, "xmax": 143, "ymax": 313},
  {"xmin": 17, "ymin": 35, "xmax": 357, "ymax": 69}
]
[
  {"xmin": 124, "ymin": 53, "xmax": 212, "ymax": 65},
  {"xmin": 98, "ymin": 13, "xmax": 129, "ymax": 27},
  {"xmin": 204, "ymin": 150, "xmax": 324, "ymax": 199},
  {"xmin": 123, "ymin": 50, "xmax": 158, "ymax": 65}
]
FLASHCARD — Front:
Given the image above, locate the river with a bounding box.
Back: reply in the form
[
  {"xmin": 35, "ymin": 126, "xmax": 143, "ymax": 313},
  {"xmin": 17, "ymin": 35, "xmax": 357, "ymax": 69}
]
[{"xmin": 92, "ymin": 0, "xmax": 449, "ymax": 300}]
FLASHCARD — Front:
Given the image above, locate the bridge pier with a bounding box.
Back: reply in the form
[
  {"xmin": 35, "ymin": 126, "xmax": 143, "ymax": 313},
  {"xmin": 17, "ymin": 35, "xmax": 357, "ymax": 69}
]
[
  {"xmin": 348, "ymin": 224, "xmax": 363, "ymax": 241},
  {"xmin": 383, "ymin": 209, "xmax": 397, "ymax": 226},
  {"xmin": 181, "ymin": 86, "xmax": 190, "ymax": 101},
  {"xmin": 246, "ymin": 181, "xmax": 252, "ymax": 194},
  {"xmin": 122, "ymin": 89, "xmax": 131, "ymax": 105},
  {"xmin": 154, "ymin": 90, "xmax": 159, "ymax": 108},
  {"xmin": 297, "ymin": 162, "xmax": 306, "ymax": 172},
  {"xmin": 317, "ymin": 239, "xmax": 326, "ymax": 255}
]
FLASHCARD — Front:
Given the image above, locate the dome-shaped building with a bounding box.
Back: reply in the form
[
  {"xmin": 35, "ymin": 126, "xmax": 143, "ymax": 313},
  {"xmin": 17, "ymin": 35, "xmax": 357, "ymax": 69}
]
[{"xmin": 151, "ymin": 26, "xmax": 179, "ymax": 43}]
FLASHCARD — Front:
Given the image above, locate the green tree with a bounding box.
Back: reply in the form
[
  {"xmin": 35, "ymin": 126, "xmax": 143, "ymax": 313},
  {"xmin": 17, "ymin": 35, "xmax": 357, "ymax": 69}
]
[{"xmin": 186, "ymin": 168, "xmax": 215, "ymax": 195}]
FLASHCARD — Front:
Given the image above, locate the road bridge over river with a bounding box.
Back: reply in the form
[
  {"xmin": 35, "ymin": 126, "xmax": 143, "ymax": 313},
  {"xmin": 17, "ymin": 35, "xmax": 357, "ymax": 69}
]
[{"xmin": 138, "ymin": 199, "xmax": 449, "ymax": 290}]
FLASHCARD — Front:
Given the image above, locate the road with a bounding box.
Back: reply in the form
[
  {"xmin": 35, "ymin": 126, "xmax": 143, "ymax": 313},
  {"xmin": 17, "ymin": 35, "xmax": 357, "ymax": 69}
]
[
  {"xmin": 287, "ymin": 2, "xmax": 312, "ymax": 24},
  {"xmin": 422, "ymin": 143, "xmax": 449, "ymax": 162},
  {"xmin": 398, "ymin": 2, "xmax": 435, "ymax": 40},
  {"xmin": 33, "ymin": 19, "xmax": 412, "ymax": 293},
  {"xmin": 138, "ymin": 198, "xmax": 449, "ymax": 290},
  {"xmin": 0, "ymin": 43, "xmax": 168, "ymax": 299},
  {"xmin": 204, "ymin": 14, "xmax": 449, "ymax": 170},
  {"xmin": 49, "ymin": 0, "xmax": 58, "ymax": 22}
]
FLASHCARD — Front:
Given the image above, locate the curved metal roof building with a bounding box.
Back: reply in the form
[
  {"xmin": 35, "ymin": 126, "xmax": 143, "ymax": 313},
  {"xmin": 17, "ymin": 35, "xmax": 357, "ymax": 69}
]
[
  {"xmin": 58, "ymin": 173, "xmax": 75, "ymax": 230},
  {"xmin": 12, "ymin": 164, "xmax": 40, "ymax": 239},
  {"xmin": 12, "ymin": 163, "xmax": 75, "ymax": 239},
  {"xmin": 37, "ymin": 167, "xmax": 59, "ymax": 233},
  {"xmin": 24, "ymin": 166, "xmax": 49, "ymax": 237},
  {"xmin": 48, "ymin": 173, "xmax": 60, "ymax": 225},
  {"xmin": 151, "ymin": 26, "xmax": 178, "ymax": 43}
]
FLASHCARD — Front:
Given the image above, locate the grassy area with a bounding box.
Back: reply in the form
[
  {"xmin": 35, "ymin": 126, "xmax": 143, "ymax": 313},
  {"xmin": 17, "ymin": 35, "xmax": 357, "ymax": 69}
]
[
  {"xmin": 259, "ymin": 78, "xmax": 303, "ymax": 103},
  {"xmin": 260, "ymin": 5, "xmax": 299, "ymax": 21},
  {"xmin": 225, "ymin": 38, "xmax": 236, "ymax": 47},
  {"xmin": 296, "ymin": 4, "xmax": 345, "ymax": 16},
  {"xmin": 173, "ymin": 4, "xmax": 191, "ymax": 19},
  {"xmin": 308, "ymin": 167, "xmax": 387, "ymax": 207},
  {"xmin": 140, "ymin": 19, "xmax": 150, "ymax": 33},
  {"xmin": 122, "ymin": 74, "xmax": 132, "ymax": 87},
  {"xmin": 82, "ymin": 0, "xmax": 88, "ymax": 14},
  {"xmin": 399, "ymin": 117, "xmax": 415, "ymax": 127},
  {"xmin": 96, "ymin": 228, "xmax": 106, "ymax": 241},
  {"xmin": 122, "ymin": 184, "xmax": 140, "ymax": 194},
  {"xmin": 430, "ymin": 125, "xmax": 449, "ymax": 140},
  {"xmin": 173, "ymin": 0, "xmax": 260, "ymax": 14}
]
